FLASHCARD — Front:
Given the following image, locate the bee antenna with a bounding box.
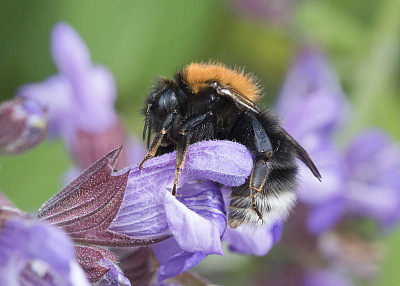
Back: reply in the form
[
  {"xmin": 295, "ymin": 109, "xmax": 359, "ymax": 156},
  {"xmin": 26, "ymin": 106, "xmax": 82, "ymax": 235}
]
[{"xmin": 143, "ymin": 103, "xmax": 152, "ymax": 141}]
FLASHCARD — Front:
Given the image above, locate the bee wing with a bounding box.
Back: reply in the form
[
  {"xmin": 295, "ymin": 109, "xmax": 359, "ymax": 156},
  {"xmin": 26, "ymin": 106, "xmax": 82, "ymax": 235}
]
[
  {"xmin": 218, "ymin": 87, "xmax": 262, "ymax": 114},
  {"xmin": 283, "ymin": 129, "xmax": 322, "ymax": 181}
]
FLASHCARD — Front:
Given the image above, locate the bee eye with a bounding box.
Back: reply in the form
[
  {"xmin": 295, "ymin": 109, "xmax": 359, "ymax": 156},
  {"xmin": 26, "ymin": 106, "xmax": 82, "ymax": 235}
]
[{"xmin": 157, "ymin": 89, "xmax": 178, "ymax": 112}]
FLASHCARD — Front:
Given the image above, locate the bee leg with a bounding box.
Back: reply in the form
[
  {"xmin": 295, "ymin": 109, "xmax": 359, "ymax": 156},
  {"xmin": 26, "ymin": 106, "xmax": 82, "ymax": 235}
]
[
  {"xmin": 171, "ymin": 111, "xmax": 213, "ymax": 196},
  {"xmin": 138, "ymin": 131, "xmax": 165, "ymax": 170},
  {"xmin": 250, "ymin": 158, "xmax": 272, "ymax": 221},
  {"xmin": 179, "ymin": 111, "xmax": 213, "ymax": 135},
  {"xmin": 248, "ymin": 113, "xmax": 274, "ymax": 221},
  {"xmin": 139, "ymin": 111, "xmax": 176, "ymax": 170},
  {"xmin": 172, "ymin": 134, "xmax": 191, "ymax": 196}
]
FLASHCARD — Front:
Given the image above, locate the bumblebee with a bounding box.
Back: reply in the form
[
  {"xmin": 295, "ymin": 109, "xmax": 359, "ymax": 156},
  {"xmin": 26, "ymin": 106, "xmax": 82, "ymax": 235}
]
[{"xmin": 139, "ymin": 62, "xmax": 321, "ymax": 228}]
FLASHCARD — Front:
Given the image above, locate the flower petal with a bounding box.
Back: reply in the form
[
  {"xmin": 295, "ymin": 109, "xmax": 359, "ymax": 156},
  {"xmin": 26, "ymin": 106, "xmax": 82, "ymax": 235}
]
[
  {"xmin": 17, "ymin": 75, "xmax": 73, "ymax": 139},
  {"xmin": 109, "ymin": 140, "xmax": 252, "ymax": 240},
  {"xmin": 306, "ymin": 197, "xmax": 345, "ymax": 235},
  {"xmin": 51, "ymin": 22, "xmax": 91, "ymax": 81},
  {"xmin": 0, "ymin": 212, "xmax": 90, "ymax": 286},
  {"xmin": 223, "ymin": 221, "xmax": 282, "ymax": 256},
  {"xmin": 153, "ymin": 238, "xmax": 206, "ymax": 282},
  {"xmin": 277, "ymin": 46, "xmax": 347, "ymax": 127},
  {"xmin": 344, "ymin": 130, "xmax": 400, "ymax": 229},
  {"xmin": 296, "ymin": 139, "xmax": 346, "ymax": 206},
  {"xmin": 71, "ymin": 65, "xmax": 117, "ymax": 133},
  {"xmin": 164, "ymin": 182, "xmax": 224, "ymax": 255}
]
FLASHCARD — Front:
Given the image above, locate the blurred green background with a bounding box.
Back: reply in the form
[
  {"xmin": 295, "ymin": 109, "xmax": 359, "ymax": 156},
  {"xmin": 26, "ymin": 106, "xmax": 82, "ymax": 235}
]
[{"xmin": 0, "ymin": 0, "xmax": 399, "ymax": 285}]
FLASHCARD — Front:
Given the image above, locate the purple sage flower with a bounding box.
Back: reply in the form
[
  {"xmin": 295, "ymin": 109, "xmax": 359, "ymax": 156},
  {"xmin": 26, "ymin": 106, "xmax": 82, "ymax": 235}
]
[
  {"xmin": 343, "ymin": 129, "xmax": 400, "ymax": 230},
  {"xmin": 278, "ymin": 47, "xmax": 400, "ymax": 234},
  {"xmin": 17, "ymin": 22, "xmax": 142, "ymax": 170},
  {"xmin": 37, "ymin": 140, "xmax": 257, "ymax": 282},
  {"xmin": 0, "ymin": 207, "xmax": 90, "ymax": 286},
  {"xmin": 0, "ymin": 98, "xmax": 48, "ymax": 155},
  {"xmin": 109, "ymin": 140, "xmax": 254, "ymax": 281},
  {"xmin": 276, "ymin": 46, "xmax": 349, "ymax": 234}
]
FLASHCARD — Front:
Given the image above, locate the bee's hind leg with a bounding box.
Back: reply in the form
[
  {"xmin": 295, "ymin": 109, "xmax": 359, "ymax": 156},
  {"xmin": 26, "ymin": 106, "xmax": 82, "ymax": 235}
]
[{"xmin": 248, "ymin": 113, "xmax": 274, "ymax": 222}]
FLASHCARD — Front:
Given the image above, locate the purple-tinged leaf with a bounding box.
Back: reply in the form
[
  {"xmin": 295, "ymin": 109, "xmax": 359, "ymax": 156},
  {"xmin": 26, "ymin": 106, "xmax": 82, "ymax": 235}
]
[
  {"xmin": 75, "ymin": 245, "xmax": 118, "ymax": 283},
  {"xmin": 75, "ymin": 245, "xmax": 130, "ymax": 285},
  {"xmin": 38, "ymin": 147, "xmax": 167, "ymax": 247}
]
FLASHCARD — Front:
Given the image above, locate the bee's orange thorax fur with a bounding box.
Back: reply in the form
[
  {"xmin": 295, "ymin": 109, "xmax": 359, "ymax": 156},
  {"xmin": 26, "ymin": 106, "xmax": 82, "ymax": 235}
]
[{"xmin": 183, "ymin": 62, "xmax": 263, "ymax": 102}]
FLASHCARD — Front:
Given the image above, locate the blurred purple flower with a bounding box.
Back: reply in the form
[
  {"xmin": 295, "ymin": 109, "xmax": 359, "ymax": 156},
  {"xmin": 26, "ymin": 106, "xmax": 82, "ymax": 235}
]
[
  {"xmin": 0, "ymin": 98, "xmax": 48, "ymax": 155},
  {"xmin": 17, "ymin": 22, "xmax": 142, "ymax": 170},
  {"xmin": 277, "ymin": 46, "xmax": 400, "ymax": 234},
  {"xmin": 344, "ymin": 130, "xmax": 400, "ymax": 230},
  {"xmin": 277, "ymin": 46, "xmax": 348, "ymax": 234},
  {"xmin": 0, "ymin": 207, "xmax": 90, "ymax": 286},
  {"xmin": 300, "ymin": 269, "xmax": 354, "ymax": 286},
  {"xmin": 232, "ymin": 0, "xmax": 293, "ymax": 26}
]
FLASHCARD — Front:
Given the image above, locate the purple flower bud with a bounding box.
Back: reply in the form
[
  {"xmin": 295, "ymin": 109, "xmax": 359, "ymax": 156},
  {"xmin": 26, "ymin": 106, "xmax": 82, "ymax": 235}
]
[
  {"xmin": 0, "ymin": 208, "xmax": 90, "ymax": 286},
  {"xmin": 0, "ymin": 98, "xmax": 47, "ymax": 155}
]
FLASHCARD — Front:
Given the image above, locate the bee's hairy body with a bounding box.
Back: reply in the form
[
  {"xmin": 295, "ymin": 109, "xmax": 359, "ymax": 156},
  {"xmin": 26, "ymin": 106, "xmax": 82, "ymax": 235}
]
[{"xmin": 140, "ymin": 62, "xmax": 321, "ymax": 228}]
